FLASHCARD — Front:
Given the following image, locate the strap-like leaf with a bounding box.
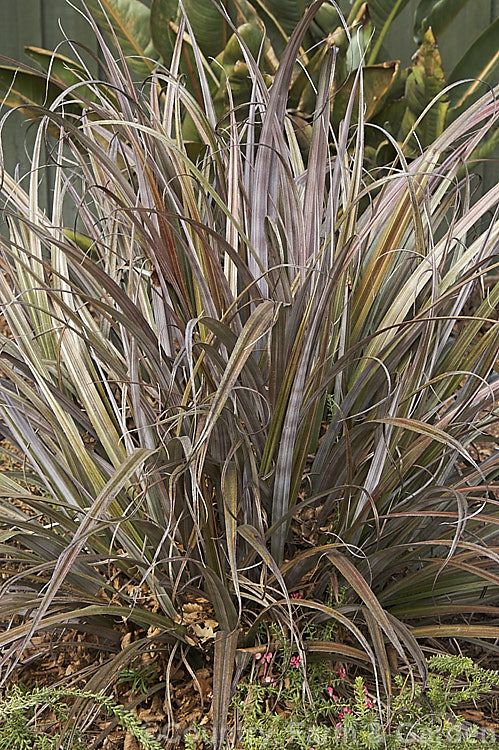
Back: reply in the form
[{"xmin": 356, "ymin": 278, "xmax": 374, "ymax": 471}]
[
  {"xmin": 212, "ymin": 630, "xmax": 238, "ymax": 750},
  {"xmin": 371, "ymin": 417, "xmax": 476, "ymax": 464},
  {"xmin": 290, "ymin": 599, "xmax": 377, "ymax": 668},
  {"xmin": 326, "ymin": 550, "xmax": 407, "ymax": 661},
  {"xmin": 0, "ymin": 605, "xmax": 186, "ymax": 651},
  {"xmin": 238, "ymin": 524, "xmax": 288, "ymax": 600},
  {"xmin": 18, "ymin": 449, "xmax": 156, "ymax": 658},
  {"xmin": 412, "ymin": 624, "xmax": 499, "ymax": 639},
  {"xmin": 193, "ymin": 300, "xmax": 275, "ymax": 453},
  {"xmin": 222, "ymin": 460, "xmax": 241, "ymax": 606},
  {"xmin": 197, "ymin": 565, "xmax": 239, "ymax": 633},
  {"xmin": 367, "ymin": 0, "xmax": 411, "ymax": 64},
  {"xmin": 305, "ymin": 640, "xmax": 371, "ymax": 664}
]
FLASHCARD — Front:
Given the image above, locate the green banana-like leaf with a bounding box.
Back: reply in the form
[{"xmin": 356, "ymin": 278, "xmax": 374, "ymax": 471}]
[
  {"xmin": 24, "ymin": 47, "xmax": 88, "ymax": 83},
  {"xmin": 0, "ymin": 63, "xmax": 69, "ymax": 118},
  {"xmin": 248, "ymin": 0, "xmax": 305, "ymax": 55},
  {"xmin": 464, "ymin": 127, "xmax": 499, "ymax": 171},
  {"xmin": 149, "ymin": 0, "xmax": 179, "ymax": 64},
  {"xmin": 290, "ymin": 2, "xmax": 372, "ymax": 117},
  {"xmin": 151, "ymin": 0, "xmax": 253, "ymax": 104},
  {"xmin": 367, "ymin": 0, "xmax": 412, "ymax": 64},
  {"xmin": 367, "ymin": 66, "xmax": 408, "ymax": 152},
  {"xmin": 413, "ymin": 0, "xmax": 470, "ymax": 43},
  {"xmin": 211, "ymin": 23, "xmax": 267, "ymax": 111},
  {"xmin": 238, "ymin": 0, "xmax": 333, "ymax": 57},
  {"xmin": 0, "ymin": 49, "xmax": 117, "ymax": 126},
  {"xmin": 448, "ymin": 18, "xmax": 499, "ymax": 117},
  {"xmin": 221, "ymin": 21, "xmax": 266, "ymax": 65},
  {"xmin": 290, "ymin": 24, "xmax": 347, "ymax": 113},
  {"xmin": 261, "ymin": 0, "xmax": 307, "ymax": 37},
  {"xmin": 331, "ymin": 61, "xmax": 399, "ymax": 130},
  {"xmin": 312, "ymin": 3, "xmax": 342, "ymax": 37},
  {"xmin": 151, "ymin": 0, "xmax": 238, "ymax": 64},
  {"xmin": 401, "ymin": 28, "xmax": 449, "ymax": 149},
  {"xmin": 24, "ymin": 47, "xmax": 111, "ymax": 106},
  {"xmin": 346, "ymin": 3, "xmax": 373, "ymax": 72},
  {"xmin": 84, "ymin": 0, "xmax": 158, "ymax": 76}
]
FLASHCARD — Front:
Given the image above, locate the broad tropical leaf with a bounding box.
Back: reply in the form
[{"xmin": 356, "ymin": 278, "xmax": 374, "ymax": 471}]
[
  {"xmin": 331, "ymin": 61, "xmax": 399, "ymax": 129},
  {"xmin": 367, "ymin": 0, "xmax": 412, "ymax": 63},
  {"xmin": 84, "ymin": 0, "xmax": 158, "ymax": 75},
  {"xmin": 413, "ymin": 0, "xmax": 470, "ymax": 42},
  {"xmin": 401, "ymin": 28, "xmax": 449, "ymax": 148},
  {"xmin": 448, "ymin": 18, "xmax": 499, "ymax": 115},
  {"xmin": 0, "ymin": 61, "xmax": 68, "ymax": 116}
]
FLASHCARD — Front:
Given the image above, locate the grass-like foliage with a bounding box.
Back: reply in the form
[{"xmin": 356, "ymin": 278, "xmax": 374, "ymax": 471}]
[{"xmin": 0, "ymin": 2, "xmax": 498, "ymax": 746}]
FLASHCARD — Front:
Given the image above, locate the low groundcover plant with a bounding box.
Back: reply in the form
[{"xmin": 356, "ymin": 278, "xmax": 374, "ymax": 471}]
[
  {"xmin": 0, "ymin": 0, "xmax": 498, "ymax": 747},
  {"xmin": 183, "ymin": 653, "xmax": 499, "ymax": 749},
  {"xmin": 0, "ymin": 685, "xmax": 164, "ymax": 750}
]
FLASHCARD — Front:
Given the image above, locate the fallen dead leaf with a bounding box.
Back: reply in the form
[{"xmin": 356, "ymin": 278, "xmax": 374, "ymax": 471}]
[
  {"xmin": 121, "ymin": 632, "xmax": 133, "ymax": 650},
  {"xmin": 124, "ymin": 732, "xmax": 140, "ymax": 750},
  {"xmin": 461, "ymin": 710, "xmax": 484, "ymax": 722},
  {"xmin": 190, "ymin": 619, "xmax": 218, "ymax": 643}
]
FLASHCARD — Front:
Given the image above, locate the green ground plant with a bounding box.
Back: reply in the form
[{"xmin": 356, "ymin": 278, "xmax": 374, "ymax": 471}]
[
  {"xmin": 117, "ymin": 660, "xmax": 159, "ymax": 696},
  {"xmin": 0, "ymin": 685, "xmax": 163, "ymax": 750},
  {"xmin": 0, "ymin": 2, "xmax": 498, "ymax": 748},
  {"xmin": 185, "ymin": 654, "xmax": 499, "ymax": 749}
]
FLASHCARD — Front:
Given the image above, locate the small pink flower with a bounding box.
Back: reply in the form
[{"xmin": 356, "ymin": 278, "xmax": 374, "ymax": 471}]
[
  {"xmin": 291, "ymin": 592, "xmax": 302, "ymax": 599},
  {"xmin": 264, "ymin": 652, "xmax": 273, "ymax": 662},
  {"xmin": 343, "ymin": 706, "xmax": 352, "ymax": 714},
  {"xmin": 335, "ymin": 721, "xmax": 343, "ymax": 729},
  {"xmin": 255, "ymin": 652, "xmax": 262, "ymax": 661},
  {"xmin": 264, "ymin": 675, "xmax": 272, "ymax": 683},
  {"xmin": 290, "ymin": 655, "xmax": 301, "ymax": 667},
  {"xmin": 337, "ymin": 666, "xmax": 346, "ymax": 680},
  {"xmin": 366, "ymin": 697, "xmax": 374, "ymax": 708},
  {"xmin": 326, "ymin": 686, "xmax": 334, "ymax": 697}
]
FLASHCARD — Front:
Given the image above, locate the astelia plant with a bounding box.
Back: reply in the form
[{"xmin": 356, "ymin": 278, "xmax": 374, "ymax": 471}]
[{"xmin": 0, "ymin": 2, "xmax": 498, "ymax": 747}]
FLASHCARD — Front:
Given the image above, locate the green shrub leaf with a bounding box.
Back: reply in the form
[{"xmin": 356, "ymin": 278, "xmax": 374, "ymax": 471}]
[{"xmin": 413, "ymin": 0, "xmax": 470, "ymax": 43}]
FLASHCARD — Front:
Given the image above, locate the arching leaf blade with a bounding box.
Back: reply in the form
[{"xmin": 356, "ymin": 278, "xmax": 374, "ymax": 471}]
[{"xmin": 84, "ymin": 0, "xmax": 158, "ymax": 75}]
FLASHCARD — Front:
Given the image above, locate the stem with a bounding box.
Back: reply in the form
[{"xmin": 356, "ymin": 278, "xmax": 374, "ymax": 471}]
[{"xmin": 347, "ymin": 0, "xmax": 366, "ymax": 24}]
